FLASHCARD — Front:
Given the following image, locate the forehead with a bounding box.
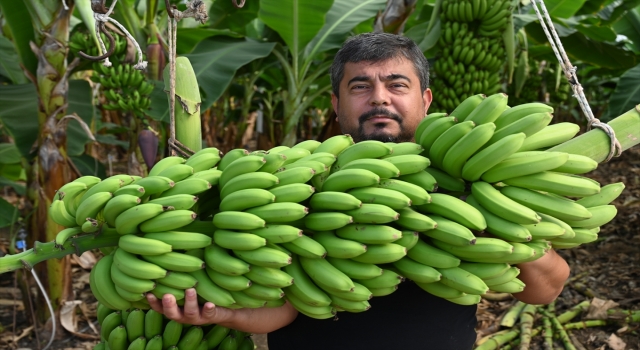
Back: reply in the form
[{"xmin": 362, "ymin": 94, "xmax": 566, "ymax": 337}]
[{"xmin": 341, "ymin": 58, "xmax": 417, "ymax": 84}]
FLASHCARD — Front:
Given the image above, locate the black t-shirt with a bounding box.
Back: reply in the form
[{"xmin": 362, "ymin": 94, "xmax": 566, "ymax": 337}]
[{"xmin": 268, "ymin": 281, "xmax": 477, "ymax": 350}]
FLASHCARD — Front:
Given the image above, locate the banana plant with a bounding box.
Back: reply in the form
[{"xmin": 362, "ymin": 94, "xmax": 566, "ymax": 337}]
[
  {"xmin": 258, "ymin": 0, "xmax": 388, "ymax": 146},
  {"xmin": 0, "ymin": 0, "xmax": 83, "ymax": 322}
]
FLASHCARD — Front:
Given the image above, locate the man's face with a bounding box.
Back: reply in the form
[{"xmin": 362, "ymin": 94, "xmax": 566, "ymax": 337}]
[{"xmin": 332, "ymin": 58, "xmax": 432, "ymax": 143}]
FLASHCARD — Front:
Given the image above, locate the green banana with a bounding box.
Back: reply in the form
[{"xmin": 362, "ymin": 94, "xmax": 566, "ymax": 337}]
[
  {"xmin": 91, "ymin": 254, "xmax": 132, "ymax": 310},
  {"xmin": 461, "ymin": 132, "xmax": 526, "ymax": 181},
  {"xmin": 415, "ymin": 280, "xmax": 465, "ymax": 299},
  {"xmin": 432, "ymin": 237, "xmax": 514, "ymax": 261},
  {"xmin": 185, "ymin": 152, "xmax": 221, "ymax": 172},
  {"xmin": 132, "ymin": 176, "xmax": 175, "ymax": 195},
  {"xmin": 322, "ymin": 169, "xmax": 380, "ymax": 192},
  {"xmin": 429, "ymin": 120, "xmax": 476, "ymax": 169},
  {"xmin": 383, "ymin": 142, "xmax": 424, "ymax": 157},
  {"xmin": 189, "ymin": 169, "xmax": 222, "ymax": 186},
  {"xmin": 204, "ymin": 244, "xmax": 251, "ymax": 275},
  {"xmin": 220, "ymin": 172, "xmax": 279, "ymax": 198},
  {"xmin": 518, "ymin": 122, "xmax": 580, "ymax": 152},
  {"xmin": 437, "ymin": 266, "xmax": 489, "ymax": 295},
  {"xmin": 158, "ymin": 178, "xmax": 211, "ymax": 197},
  {"xmin": 213, "ymin": 211, "xmax": 266, "ymax": 230},
  {"xmin": 100, "ymin": 311, "xmax": 122, "ymax": 341},
  {"xmin": 418, "ymin": 116, "xmax": 458, "ymax": 151},
  {"xmin": 335, "ymin": 224, "xmax": 402, "ymax": 244},
  {"xmin": 392, "ymin": 256, "xmax": 442, "ymax": 283},
  {"xmin": 118, "ymin": 235, "xmax": 172, "ymax": 256},
  {"xmin": 219, "ymin": 155, "xmax": 267, "ymax": 189},
  {"xmin": 464, "ymin": 93, "xmax": 509, "ymax": 125},
  {"xmin": 162, "ymin": 320, "xmax": 183, "ymax": 349},
  {"xmin": 395, "ymin": 207, "xmax": 438, "ymax": 232},
  {"xmin": 156, "ymin": 271, "xmax": 198, "ymax": 289},
  {"xmin": 500, "ymin": 186, "xmax": 592, "ymax": 222},
  {"xmin": 269, "ymin": 183, "xmax": 315, "ymax": 203},
  {"xmin": 575, "ymin": 182, "xmax": 624, "ymax": 207},
  {"xmin": 243, "ymin": 283, "xmax": 284, "ymax": 301},
  {"xmin": 378, "ymin": 179, "xmax": 431, "ymax": 206},
  {"xmin": 139, "ymin": 210, "xmax": 197, "ymax": 233},
  {"xmin": 502, "ymin": 172, "xmax": 601, "ymax": 198},
  {"xmin": 189, "ymin": 269, "xmax": 236, "ymax": 307},
  {"xmin": 233, "ymin": 246, "xmax": 293, "ymax": 268},
  {"xmin": 268, "ymin": 168, "xmax": 315, "ymax": 193},
  {"xmin": 424, "ymin": 167, "xmax": 466, "ymax": 192},
  {"xmin": 311, "ymin": 231, "xmax": 367, "ymax": 259},
  {"xmin": 394, "ymin": 230, "xmax": 420, "ymax": 249},
  {"xmin": 334, "ymin": 140, "xmax": 392, "ymax": 170},
  {"xmin": 114, "ymin": 184, "xmax": 146, "ymax": 198},
  {"xmin": 485, "ymin": 112, "xmax": 553, "ymax": 148},
  {"xmin": 494, "ymin": 102, "xmax": 554, "ymax": 130},
  {"xmin": 148, "ymin": 194, "xmax": 198, "ymax": 210},
  {"xmin": 398, "ymin": 170, "xmax": 438, "ymax": 192},
  {"xmin": 350, "ymin": 243, "xmax": 407, "ymax": 264},
  {"xmin": 424, "ymin": 215, "xmax": 477, "ymax": 246},
  {"xmin": 244, "ymin": 265, "xmax": 294, "ymax": 288},
  {"xmin": 552, "ymin": 154, "xmax": 598, "ymax": 174},
  {"xmin": 142, "ymin": 251, "xmax": 205, "ymax": 272},
  {"xmin": 309, "ymin": 192, "xmax": 362, "ymax": 211},
  {"xmin": 177, "ymin": 326, "xmax": 203, "ymax": 350},
  {"xmin": 125, "ymin": 309, "xmax": 145, "ymax": 342},
  {"xmin": 107, "ymin": 325, "xmax": 128, "ymax": 350},
  {"xmin": 206, "ymin": 268, "xmax": 252, "ymax": 291},
  {"xmin": 115, "ymin": 203, "xmax": 168, "ymax": 235},
  {"xmin": 299, "ymin": 256, "xmax": 355, "ymax": 293},
  {"xmin": 49, "ymin": 200, "xmax": 79, "ymax": 228},
  {"xmin": 465, "ymin": 194, "xmax": 532, "ymax": 242},
  {"xmin": 326, "ymin": 257, "xmax": 383, "ymax": 280},
  {"xmin": 417, "ymin": 193, "xmax": 487, "ymax": 231},
  {"xmin": 76, "ymin": 192, "xmax": 113, "ymax": 225},
  {"xmin": 244, "ymin": 202, "xmax": 308, "ymax": 223},
  {"xmin": 449, "ymin": 94, "xmax": 485, "ymax": 121},
  {"xmin": 481, "ymin": 151, "xmax": 569, "ymax": 183},
  {"xmin": 157, "ymin": 164, "xmax": 194, "ymax": 182},
  {"xmin": 280, "ymin": 234, "xmax": 327, "ymax": 259},
  {"xmin": 563, "ymin": 205, "xmax": 617, "ymax": 229},
  {"xmin": 279, "ymin": 148, "xmax": 311, "ymax": 165},
  {"xmin": 79, "ymin": 178, "xmax": 123, "ymax": 204},
  {"xmin": 213, "ymin": 229, "xmax": 266, "ymax": 250},
  {"xmin": 458, "ymin": 262, "xmax": 510, "ymax": 280},
  {"xmin": 407, "ymin": 239, "xmax": 461, "ymax": 268},
  {"xmin": 313, "ymin": 134, "xmax": 355, "ymax": 156},
  {"xmin": 143, "ymin": 231, "xmax": 212, "ymax": 250},
  {"xmin": 110, "ymin": 262, "xmax": 156, "ymax": 294},
  {"xmin": 471, "ymin": 181, "xmax": 541, "ymax": 225},
  {"xmin": 248, "ymin": 225, "xmax": 302, "ymax": 243},
  {"xmin": 382, "ymin": 154, "xmax": 431, "ymax": 176},
  {"xmin": 292, "ymin": 139, "xmax": 322, "ymax": 152},
  {"xmin": 283, "ymin": 257, "xmax": 332, "ymax": 307},
  {"xmin": 441, "ymin": 123, "xmax": 496, "ymax": 178},
  {"xmin": 488, "ymin": 278, "xmax": 526, "ymax": 293}
]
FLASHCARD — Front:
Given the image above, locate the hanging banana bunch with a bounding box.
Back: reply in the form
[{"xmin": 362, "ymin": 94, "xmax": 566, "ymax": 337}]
[{"xmin": 430, "ymin": 0, "xmax": 513, "ymax": 112}]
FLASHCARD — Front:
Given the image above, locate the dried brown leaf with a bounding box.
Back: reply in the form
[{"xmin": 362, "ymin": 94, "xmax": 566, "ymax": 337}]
[
  {"xmin": 586, "ymin": 297, "xmax": 619, "ymax": 319},
  {"xmin": 607, "ymin": 333, "xmax": 626, "ymax": 350}
]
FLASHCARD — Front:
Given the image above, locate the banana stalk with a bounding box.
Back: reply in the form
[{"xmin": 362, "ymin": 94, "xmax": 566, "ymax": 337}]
[
  {"xmin": 555, "ymin": 300, "xmax": 590, "ymax": 324},
  {"xmin": 474, "ymin": 329, "xmax": 521, "ymax": 350},
  {"xmin": 500, "ymin": 301, "xmax": 527, "ymax": 327},
  {"xmin": 0, "ymin": 233, "xmax": 119, "ymax": 274},
  {"xmin": 548, "ymin": 105, "xmax": 640, "ymax": 162},
  {"xmin": 164, "ymin": 57, "xmax": 202, "ymax": 153},
  {"xmin": 542, "ymin": 317, "xmax": 553, "ymax": 350},
  {"xmin": 563, "ymin": 319, "xmax": 607, "ymax": 330},
  {"xmin": 518, "ymin": 304, "xmax": 538, "ymax": 349},
  {"xmin": 544, "ymin": 311, "xmax": 577, "ymax": 350}
]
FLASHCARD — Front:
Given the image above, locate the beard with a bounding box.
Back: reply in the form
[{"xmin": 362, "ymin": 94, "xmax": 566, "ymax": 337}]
[{"xmin": 339, "ymin": 107, "xmax": 414, "ymax": 143}]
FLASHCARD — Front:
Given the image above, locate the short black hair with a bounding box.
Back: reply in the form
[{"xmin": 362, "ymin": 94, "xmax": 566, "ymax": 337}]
[{"xmin": 330, "ymin": 33, "xmax": 430, "ymax": 98}]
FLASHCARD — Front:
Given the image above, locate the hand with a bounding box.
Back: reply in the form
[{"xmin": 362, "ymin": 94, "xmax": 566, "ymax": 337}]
[{"xmin": 146, "ymin": 288, "xmax": 232, "ymax": 325}]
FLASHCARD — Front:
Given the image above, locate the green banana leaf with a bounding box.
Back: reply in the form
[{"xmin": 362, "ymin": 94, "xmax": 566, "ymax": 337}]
[
  {"xmin": 526, "ymin": 24, "xmax": 638, "ymax": 70},
  {"xmin": 69, "ymin": 154, "xmax": 106, "ymax": 178},
  {"xmin": 66, "ymin": 80, "xmax": 96, "ymax": 156},
  {"xmin": 0, "ymin": 196, "xmax": 18, "ymax": 229},
  {"xmin": 0, "ymin": 36, "xmax": 28, "ymax": 84},
  {"xmin": 186, "ymin": 37, "xmax": 276, "ymax": 111},
  {"xmin": 0, "ymin": 84, "xmax": 39, "ymax": 157},
  {"xmin": 147, "ymin": 37, "xmax": 276, "ymax": 122},
  {"xmin": 0, "ymin": 176, "xmax": 25, "ymax": 196},
  {"xmin": 209, "ymin": 0, "xmax": 261, "ymax": 34},
  {"xmin": 177, "ymin": 28, "xmax": 243, "ymax": 54},
  {"xmin": 613, "ymin": 7, "xmax": 640, "ymax": 53},
  {"xmin": 605, "ymin": 64, "xmax": 640, "ymax": 120},
  {"xmin": 0, "ymin": 0, "xmax": 37, "ymax": 75},
  {"xmin": 258, "ymin": 0, "xmax": 333, "ymax": 58},
  {"xmin": 303, "ymin": 0, "xmax": 387, "ymax": 60},
  {"xmin": 0, "ymin": 143, "xmax": 21, "ymax": 164},
  {"xmin": 542, "ymin": 0, "xmax": 587, "ymax": 18},
  {"xmin": 405, "ymin": 19, "xmax": 441, "ymax": 53}
]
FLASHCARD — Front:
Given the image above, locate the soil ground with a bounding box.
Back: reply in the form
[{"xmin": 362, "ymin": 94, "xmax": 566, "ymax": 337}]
[{"xmin": 1, "ymin": 147, "xmax": 638, "ymax": 350}]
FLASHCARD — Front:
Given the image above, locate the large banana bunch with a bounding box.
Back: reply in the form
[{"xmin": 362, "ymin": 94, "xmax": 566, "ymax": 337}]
[
  {"xmin": 92, "ymin": 303, "xmax": 253, "ymax": 350},
  {"xmin": 49, "ymin": 94, "xmax": 622, "ymax": 319},
  {"xmin": 431, "ymin": 0, "xmax": 512, "ymax": 112}
]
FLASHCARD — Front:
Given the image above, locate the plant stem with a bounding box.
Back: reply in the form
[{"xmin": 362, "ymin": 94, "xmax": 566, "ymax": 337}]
[
  {"xmin": 543, "ymin": 311, "xmax": 576, "ymax": 350},
  {"xmin": 475, "ymin": 329, "xmax": 520, "ymax": 350},
  {"xmin": 563, "ymin": 320, "xmax": 607, "ymax": 330},
  {"xmin": 519, "ymin": 304, "xmax": 538, "ymax": 349},
  {"xmin": 549, "ymin": 105, "xmax": 640, "ymax": 162},
  {"xmin": 501, "ymin": 301, "xmax": 527, "ymax": 327},
  {"xmin": 542, "ymin": 317, "xmax": 554, "ymax": 350},
  {"xmin": 0, "ymin": 233, "xmax": 119, "ymax": 274},
  {"xmin": 556, "ymin": 300, "xmax": 590, "ymax": 324}
]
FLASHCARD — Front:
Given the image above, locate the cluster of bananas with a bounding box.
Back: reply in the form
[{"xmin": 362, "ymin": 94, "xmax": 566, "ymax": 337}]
[
  {"xmin": 69, "ymin": 30, "xmax": 128, "ymax": 59},
  {"xmin": 91, "ymin": 62, "xmax": 154, "ymax": 117},
  {"xmin": 507, "ymin": 59, "xmax": 573, "ymax": 106},
  {"xmin": 49, "ymin": 95, "xmax": 620, "ymax": 322},
  {"xmin": 95, "ymin": 304, "xmax": 253, "ymax": 350},
  {"xmin": 69, "ymin": 29, "xmax": 153, "ymax": 117},
  {"xmin": 431, "ymin": 0, "xmax": 512, "ymax": 112}
]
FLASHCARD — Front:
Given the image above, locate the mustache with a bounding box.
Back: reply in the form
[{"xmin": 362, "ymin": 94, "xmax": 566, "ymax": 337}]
[{"xmin": 358, "ymin": 108, "xmax": 403, "ymax": 125}]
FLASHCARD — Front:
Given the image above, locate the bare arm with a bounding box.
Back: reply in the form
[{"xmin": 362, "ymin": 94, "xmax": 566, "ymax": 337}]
[
  {"xmin": 146, "ymin": 289, "xmax": 298, "ymax": 334},
  {"xmin": 513, "ymin": 249, "xmax": 570, "ymax": 304}
]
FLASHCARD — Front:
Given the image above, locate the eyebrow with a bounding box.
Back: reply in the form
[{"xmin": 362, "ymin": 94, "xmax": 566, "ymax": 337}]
[{"xmin": 347, "ymin": 73, "xmax": 411, "ymax": 86}]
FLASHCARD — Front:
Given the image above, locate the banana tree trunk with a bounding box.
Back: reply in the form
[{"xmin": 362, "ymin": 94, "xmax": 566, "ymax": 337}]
[{"xmin": 29, "ymin": 2, "xmax": 76, "ymax": 325}]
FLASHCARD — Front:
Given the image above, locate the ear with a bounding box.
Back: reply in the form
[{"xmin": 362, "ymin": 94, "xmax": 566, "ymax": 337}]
[{"xmin": 423, "ymin": 88, "xmax": 433, "ymax": 114}]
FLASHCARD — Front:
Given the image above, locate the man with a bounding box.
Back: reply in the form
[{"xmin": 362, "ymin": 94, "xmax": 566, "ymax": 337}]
[{"xmin": 147, "ymin": 32, "xmax": 570, "ymax": 349}]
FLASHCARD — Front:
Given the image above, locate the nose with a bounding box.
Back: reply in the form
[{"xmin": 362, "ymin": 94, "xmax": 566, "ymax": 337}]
[{"xmin": 368, "ymin": 85, "xmax": 390, "ymax": 106}]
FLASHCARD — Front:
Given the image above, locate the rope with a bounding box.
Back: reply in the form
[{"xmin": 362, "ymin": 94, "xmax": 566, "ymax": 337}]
[
  {"xmin": 92, "ymin": 0, "xmax": 148, "ymax": 70},
  {"xmin": 531, "ymin": 0, "xmax": 621, "ymax": 162},
  {"xmin": 166, "ymin": 0, "xmax": 209, "ymax": 157}
]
